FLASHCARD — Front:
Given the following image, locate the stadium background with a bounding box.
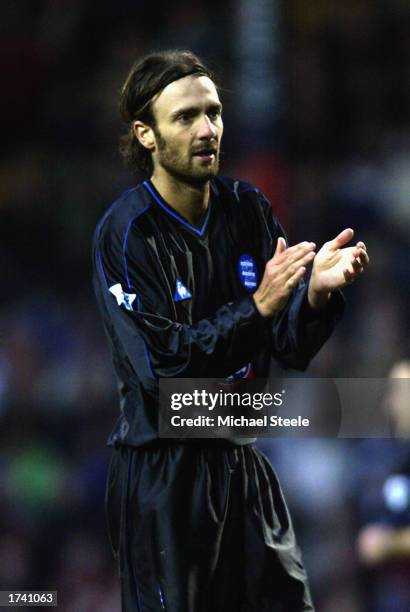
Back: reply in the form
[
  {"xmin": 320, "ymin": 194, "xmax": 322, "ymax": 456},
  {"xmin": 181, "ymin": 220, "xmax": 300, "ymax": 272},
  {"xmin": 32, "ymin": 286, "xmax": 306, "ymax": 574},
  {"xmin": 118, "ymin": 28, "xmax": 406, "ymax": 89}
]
[{"xmin": 1, "ymin": 1, "xmax": 409, "ymax": 610}]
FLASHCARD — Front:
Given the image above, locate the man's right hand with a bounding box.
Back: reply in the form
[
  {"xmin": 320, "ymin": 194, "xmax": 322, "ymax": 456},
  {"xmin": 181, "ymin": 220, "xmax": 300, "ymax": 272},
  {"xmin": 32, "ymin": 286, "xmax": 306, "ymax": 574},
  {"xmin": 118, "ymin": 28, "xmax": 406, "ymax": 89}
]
[{"xmin": 253, "ymin": 238, "xmax": 316, "ymax": 318}]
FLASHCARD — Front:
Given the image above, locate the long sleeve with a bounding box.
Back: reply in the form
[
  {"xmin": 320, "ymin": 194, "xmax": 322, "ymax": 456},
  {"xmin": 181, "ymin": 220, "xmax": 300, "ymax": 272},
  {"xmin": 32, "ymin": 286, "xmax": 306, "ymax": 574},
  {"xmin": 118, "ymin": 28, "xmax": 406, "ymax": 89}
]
[
  {"xmin": 254, "ymin": 189, "xmax": 345, "ymax": 371},
  {"xmin": 93, "ymin": 222, "xmax": 270, "ymax": 384}
]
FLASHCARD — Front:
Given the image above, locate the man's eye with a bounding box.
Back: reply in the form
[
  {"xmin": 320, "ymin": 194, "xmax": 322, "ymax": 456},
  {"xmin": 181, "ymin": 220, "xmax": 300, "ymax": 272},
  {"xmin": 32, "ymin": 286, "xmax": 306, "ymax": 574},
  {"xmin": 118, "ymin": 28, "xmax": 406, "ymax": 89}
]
[
  {"xmin": 208, "ymin": 108, "xmax": 221, "ymax": 120},
  {"xmin": 178, "ymin": 113, "xmax": 193, "ymax": 123}
]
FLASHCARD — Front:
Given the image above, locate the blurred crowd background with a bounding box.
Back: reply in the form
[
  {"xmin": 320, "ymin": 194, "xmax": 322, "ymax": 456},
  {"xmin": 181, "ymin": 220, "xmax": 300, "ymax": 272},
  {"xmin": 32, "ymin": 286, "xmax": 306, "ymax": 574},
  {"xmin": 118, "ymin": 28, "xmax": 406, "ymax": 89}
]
[{"xmin": 1, "ymin": 0, "xmax": 409, "ymax": 610}]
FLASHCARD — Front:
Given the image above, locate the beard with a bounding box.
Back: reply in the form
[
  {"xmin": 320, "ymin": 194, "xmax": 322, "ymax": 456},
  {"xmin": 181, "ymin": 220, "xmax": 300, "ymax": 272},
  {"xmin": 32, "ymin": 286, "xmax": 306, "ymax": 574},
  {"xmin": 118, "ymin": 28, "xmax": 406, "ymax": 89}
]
[{"xmin": 154, "ymin": 128, "xmax": 220, "ymax": 186}]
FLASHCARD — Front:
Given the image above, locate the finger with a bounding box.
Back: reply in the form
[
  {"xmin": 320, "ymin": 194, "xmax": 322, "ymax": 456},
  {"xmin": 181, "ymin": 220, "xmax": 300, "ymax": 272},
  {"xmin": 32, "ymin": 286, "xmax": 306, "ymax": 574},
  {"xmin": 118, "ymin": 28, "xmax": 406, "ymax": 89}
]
[
  {"xmin": 280, "ymin": 242, "xmax": 316, "ymax": 264},
  {"xmin": 285, "ymin": 266, "xmax": 306, "ymax": 290},
  {"xmin": 351, "ymin": 258, "xmax": 363, "ymax": 274},
  {"xmin": 343, "ymin": 268, "xmax": 355, "ymax": 284},
  {"xmin": 280, "ymin": 251, "xmax": 315, "ymax": 281},
  {"xmin": 303, "ymin": 250, "xmax": 316, "ymax": 265},
  {"xmin": 328, "ymin": 228, "xmax": 354, "ymax": 250},
  {"xmin": 283, "ymin": 250, "xmax": 316, "ymax": 272},
  {"xmin": 273, "ymin": 240, "xmax": 313, "ymax": 265},
  {"xmin": 356, "ymin": 241, "xmax": 366, "ymax": 251},
  {"xmin": 274, "ymin": 237, "xmax": 287, "ymax": 257},
  {"xmin": 352, "ymin": 248, "xmax": 370, "ymax": 267},
  {"xmin": 358, "ymin": 250, "xmax": 370, "ymax": 266},
  {"xmin": 282, "ymin": 241, "xmax": 316, "ymax": 256}
]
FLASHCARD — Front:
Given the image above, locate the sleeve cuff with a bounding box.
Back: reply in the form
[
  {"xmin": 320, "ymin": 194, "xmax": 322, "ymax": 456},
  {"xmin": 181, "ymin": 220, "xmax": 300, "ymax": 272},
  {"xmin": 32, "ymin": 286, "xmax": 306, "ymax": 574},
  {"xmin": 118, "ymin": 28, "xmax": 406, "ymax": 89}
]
[
  {"xmin": 228, "ymin": 294, "xmax": 270, "ymax": 344},
  {"xmin": 300, "ymin": 288, "xmax": 346, "ymax": 325}
]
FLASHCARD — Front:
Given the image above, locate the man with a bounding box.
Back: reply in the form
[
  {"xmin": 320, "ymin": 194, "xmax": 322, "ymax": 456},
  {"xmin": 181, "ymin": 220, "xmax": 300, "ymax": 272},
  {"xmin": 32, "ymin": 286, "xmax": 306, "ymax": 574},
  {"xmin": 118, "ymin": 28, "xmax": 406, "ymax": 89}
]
[
  {"xmin": 92, "ymin": 50, "xmax": 369, "ymax": 611},
  {"xmin": 355, "ymin": 361, "xmax": 410, "ymax": 611}
]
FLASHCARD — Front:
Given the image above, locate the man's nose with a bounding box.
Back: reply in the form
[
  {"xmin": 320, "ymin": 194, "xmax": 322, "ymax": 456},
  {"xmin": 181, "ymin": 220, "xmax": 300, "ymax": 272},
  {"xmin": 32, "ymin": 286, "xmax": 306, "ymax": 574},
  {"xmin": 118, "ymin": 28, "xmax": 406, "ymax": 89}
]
[{"xmin": 197, "ymin": 115, "xmax": 217, "ymax": 139}]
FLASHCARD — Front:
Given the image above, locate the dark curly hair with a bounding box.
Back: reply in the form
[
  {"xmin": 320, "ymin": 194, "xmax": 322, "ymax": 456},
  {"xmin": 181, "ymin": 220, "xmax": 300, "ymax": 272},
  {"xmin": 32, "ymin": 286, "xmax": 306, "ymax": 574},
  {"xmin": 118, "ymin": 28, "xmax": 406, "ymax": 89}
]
[{"xmin": 119, "ymin": 50, "xmax": 215, "ymax": 177}]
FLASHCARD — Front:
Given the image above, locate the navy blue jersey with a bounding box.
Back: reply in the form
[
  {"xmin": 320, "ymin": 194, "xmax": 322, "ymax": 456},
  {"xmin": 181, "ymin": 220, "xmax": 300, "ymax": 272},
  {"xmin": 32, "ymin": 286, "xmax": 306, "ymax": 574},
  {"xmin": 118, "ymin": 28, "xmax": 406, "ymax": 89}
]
[{"xmin": 92, "ymin": 176, "xmax": 344, "ymax": 447}]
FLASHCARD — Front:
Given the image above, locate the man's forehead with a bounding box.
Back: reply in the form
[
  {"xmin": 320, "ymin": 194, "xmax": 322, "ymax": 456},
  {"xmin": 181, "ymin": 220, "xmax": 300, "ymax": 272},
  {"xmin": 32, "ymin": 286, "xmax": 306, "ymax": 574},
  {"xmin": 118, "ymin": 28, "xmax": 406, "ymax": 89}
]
[{"xmin": 152, "ymin": 75, "xmax": 220, "ymax": 116}]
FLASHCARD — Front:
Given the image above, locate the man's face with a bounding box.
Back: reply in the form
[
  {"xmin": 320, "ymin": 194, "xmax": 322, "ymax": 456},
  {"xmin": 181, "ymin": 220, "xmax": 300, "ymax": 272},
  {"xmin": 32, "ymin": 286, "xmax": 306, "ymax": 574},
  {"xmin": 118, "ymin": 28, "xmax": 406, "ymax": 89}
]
[{"xmin": 149, "ymin": 75, "xmax": 223, "ymax": 185}]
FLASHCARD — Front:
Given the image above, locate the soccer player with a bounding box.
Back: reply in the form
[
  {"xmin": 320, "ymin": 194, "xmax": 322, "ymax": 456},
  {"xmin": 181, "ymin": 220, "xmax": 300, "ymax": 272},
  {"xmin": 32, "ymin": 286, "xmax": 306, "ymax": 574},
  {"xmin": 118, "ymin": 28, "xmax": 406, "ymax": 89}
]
[{"xmin": 92, "ymin": 50, "xmax": 369, "ymax": 612}]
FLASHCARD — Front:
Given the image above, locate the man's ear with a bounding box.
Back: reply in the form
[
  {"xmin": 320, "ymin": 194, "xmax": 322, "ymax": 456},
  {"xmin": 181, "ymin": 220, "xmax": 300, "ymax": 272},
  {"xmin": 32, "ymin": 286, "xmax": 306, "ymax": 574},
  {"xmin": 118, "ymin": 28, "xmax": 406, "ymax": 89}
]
[{"xmin": 133, "ymin": 121, "xmax": 156, "ymax": 151}]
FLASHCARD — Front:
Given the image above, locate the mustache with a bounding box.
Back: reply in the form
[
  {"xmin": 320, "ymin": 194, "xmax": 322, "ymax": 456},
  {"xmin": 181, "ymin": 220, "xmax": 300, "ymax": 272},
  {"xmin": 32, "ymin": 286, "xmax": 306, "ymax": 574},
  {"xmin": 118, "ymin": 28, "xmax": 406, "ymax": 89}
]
[{"xmin": 192, "ymin": 142, "xmax": 218, "ymax": 154}]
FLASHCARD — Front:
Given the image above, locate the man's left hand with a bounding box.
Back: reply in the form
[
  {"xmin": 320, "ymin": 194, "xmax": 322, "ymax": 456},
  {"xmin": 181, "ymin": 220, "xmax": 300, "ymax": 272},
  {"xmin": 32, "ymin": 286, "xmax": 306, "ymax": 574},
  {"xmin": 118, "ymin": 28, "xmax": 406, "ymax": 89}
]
[{"xmin": 308, "ymin": 228, "xmax": 370, "ymax": 310}]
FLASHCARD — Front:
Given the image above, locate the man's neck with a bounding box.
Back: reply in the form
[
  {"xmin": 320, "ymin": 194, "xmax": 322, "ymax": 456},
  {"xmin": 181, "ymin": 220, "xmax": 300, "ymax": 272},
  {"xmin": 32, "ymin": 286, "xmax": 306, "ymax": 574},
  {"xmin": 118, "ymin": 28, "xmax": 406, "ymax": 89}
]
[{"xmin": 150, "ymin": 171, "xmax": 210, "ymax": 227}]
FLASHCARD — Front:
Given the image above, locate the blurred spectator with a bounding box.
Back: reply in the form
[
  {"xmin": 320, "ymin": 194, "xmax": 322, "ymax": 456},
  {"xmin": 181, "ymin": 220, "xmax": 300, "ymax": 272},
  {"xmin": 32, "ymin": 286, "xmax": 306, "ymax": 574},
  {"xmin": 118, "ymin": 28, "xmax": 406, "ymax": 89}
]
[{"xmin": 355, "ymin": 360, "xmax": 410, "ymax": 611}]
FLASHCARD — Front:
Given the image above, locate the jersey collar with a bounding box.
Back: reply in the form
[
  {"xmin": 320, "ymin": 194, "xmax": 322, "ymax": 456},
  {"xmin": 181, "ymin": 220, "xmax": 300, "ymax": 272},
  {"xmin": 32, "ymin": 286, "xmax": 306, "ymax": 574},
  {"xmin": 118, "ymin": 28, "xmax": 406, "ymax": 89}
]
[{"xmin": 143, "ymin": 180, "xmax": 212, "ymax": 237}]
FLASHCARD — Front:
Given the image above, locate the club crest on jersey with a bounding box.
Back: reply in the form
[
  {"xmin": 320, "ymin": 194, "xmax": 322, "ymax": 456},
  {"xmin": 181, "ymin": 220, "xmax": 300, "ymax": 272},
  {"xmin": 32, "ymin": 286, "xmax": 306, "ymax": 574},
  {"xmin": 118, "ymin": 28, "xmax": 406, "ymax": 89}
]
[
  {"xmin": 238, "ymin": 254, "xmax": 258, "ymax": 292},
  {"xmin": 174, "ymin": 279, "xmax": 192, "ymax": 302},
  {"xmin": 109, "ymin": 283, "xmax": 136, "ymax": 311}
]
